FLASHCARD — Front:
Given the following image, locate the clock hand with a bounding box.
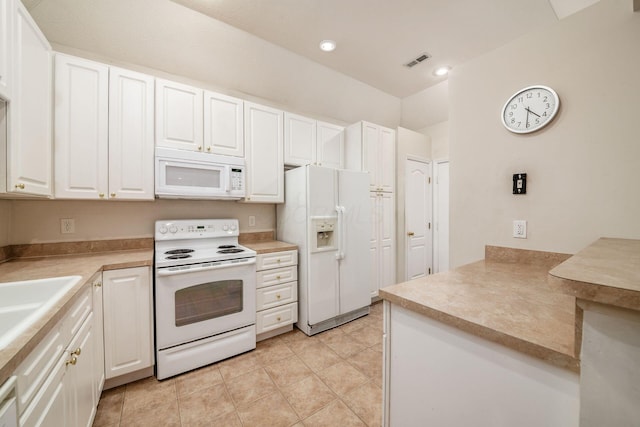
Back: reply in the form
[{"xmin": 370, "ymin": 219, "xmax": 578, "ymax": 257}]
[
  {"xmin": 525, "ymin": 107, "xmax": 541, "ymax": 118},
  {"xmin": 525, "ymin": 108, "xmax": 530, "ymax": 128}
]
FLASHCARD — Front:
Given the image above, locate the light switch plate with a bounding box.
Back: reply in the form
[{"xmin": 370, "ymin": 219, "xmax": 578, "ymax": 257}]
[{"xmin": 513, "ymin": 220, "xmax": 527, "ymax": 238}]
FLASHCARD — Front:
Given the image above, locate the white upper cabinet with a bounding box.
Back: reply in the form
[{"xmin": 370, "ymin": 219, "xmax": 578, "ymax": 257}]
[
  {"xmin": 244, "ymin": 102, "xmax": 284, "ymax": 203},
  {"xmin": 54, "ymin": 54, "xmax": 109, "ymax": 199},
  {"xmin": 316, "ymin": 121, "xmax": 344, "ymax": 169},
  {"xmin": 155, "ymin": 79, "xmax": 203, "ymax": 152},
  {"xmin": 284, "ymin": 112, "xmax": 316, "ymax": 167},
  {"xmin": 0, "ymin": 0, "xmax": 12, "ymax": 100},
  {"xmin": 55, "ymin": 54, "xmax": 154, "ymax": 200},
  {"xmin": 284, "ymin": 113, "xmax": 344, "ymax": 169},
  {"xmin": 345, "ymin": 120, "xmax": 396, "ymax": 193},
  {"xmin": 108, "ymin": 67, "xmax": 155, "ymax": 200},
  {"xmin": 204, "ymin": 90, "xmax": 244, "ymax": 157},
  {"xmin": 8, "ymin": 1, "xmax": 52, "ymax": 197}
]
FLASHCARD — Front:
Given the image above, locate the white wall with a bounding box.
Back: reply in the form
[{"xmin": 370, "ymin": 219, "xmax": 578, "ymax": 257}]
[
  {"xmin": 396, "ymin": 127, "xmax": 431, "ymax": 281},
  {"xmin": 421, "ymin": 120, "xmax": 450, "ymax": 160},
  {"xmin": 29, "ymin": 0, "xmax": 401, "ymax": 128},
  {"xmin": 400, "ymin": 81, "xmax": 449, "ymax": 131},
  {"xmin": 8, "ymin": 200, "xmax": 274, "ymax": 244},
  {"xmin": 449, "ymin": 0, "xmax": 640, "ymax": 267}
]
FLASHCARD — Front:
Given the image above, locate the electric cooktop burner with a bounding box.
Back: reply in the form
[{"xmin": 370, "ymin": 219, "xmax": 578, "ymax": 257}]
[
  {"xmin": 165, "ymin": 249, "xmax": 195, "ymax": 255},
  {"xmin": 218, "ymin": 245, "xmax": 237, "ymax": 249},
  {"xmin": 166, "ymin": 254, "xmax": 193, "ymax": 260},
  {"xmin": 217, "ymin": 248, "xmax": 245, "ymax": 254}
]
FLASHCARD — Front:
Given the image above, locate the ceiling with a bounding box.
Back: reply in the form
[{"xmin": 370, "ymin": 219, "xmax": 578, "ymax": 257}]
[{"xmin": 169, "ymin": 0, "xmax": 600, "ymax": 98}]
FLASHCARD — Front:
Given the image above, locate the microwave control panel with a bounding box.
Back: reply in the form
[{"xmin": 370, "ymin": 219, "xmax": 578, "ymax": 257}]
[{"xmin": 231, "ymin": 168, "xmax": 244, "ymax": 191}]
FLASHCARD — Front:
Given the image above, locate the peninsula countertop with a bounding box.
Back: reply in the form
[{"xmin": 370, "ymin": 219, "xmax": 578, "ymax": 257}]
[
  {"xmin": 0, "ymin": 249, "xmax": 153, "ymax": 387},
  {"xmin": 379, "ymin": 246, "xmax": 579, "ymax": 372}
]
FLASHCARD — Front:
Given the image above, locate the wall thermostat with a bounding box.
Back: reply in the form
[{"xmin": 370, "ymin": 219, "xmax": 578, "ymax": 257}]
[{"xmin": 513, "ymin": 173, "xmax": 527, "ymax": 194}]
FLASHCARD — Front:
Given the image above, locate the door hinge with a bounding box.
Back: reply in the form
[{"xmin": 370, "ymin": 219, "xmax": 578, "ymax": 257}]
[
  {"xmin": 428, "ymin": 177, "xmax": 431, "ymax": 184},
  {"xmin": 428, "ymin": 222, "xmax": 431, "ymax": 230},
  {"xmin": 428, "ymin": 267, "xmax": 432, "ymax": 274}
]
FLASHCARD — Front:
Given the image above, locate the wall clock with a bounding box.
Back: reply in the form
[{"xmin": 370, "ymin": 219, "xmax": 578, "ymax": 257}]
[{"xmin": 501, "ymin": 85, "xmax": 560, "ymax": 134}]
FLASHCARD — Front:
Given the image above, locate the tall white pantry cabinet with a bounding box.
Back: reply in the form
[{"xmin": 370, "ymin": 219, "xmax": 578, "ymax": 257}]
[{"xmin": 346, "ymin": 121, "xmax": 396, "ymax": 298}]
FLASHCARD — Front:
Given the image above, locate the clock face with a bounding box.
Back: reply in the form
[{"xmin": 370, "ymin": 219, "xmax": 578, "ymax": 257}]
[{"xmin": 501, "ymin": 85, "xmax": 559, "ymax": 134}]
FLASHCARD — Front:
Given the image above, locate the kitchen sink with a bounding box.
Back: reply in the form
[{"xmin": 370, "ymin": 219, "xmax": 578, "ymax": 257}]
[{"xmin": 0, "ymin": 276, "xmax": 82, "ymax": 350}]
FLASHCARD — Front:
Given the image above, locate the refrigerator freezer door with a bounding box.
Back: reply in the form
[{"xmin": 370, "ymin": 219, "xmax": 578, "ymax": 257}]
[
  {"xmin": 307, "ymin": 166, "xmax": 340, "ymax": 325},
  {"xmin": 337, "ymin": 169, "xmax": 372, "ymax": 314}
]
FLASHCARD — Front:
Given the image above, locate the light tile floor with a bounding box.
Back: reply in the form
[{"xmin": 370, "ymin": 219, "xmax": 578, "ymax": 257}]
[{"xmin": 93, "ymin": 302, "xmax": 383, "ymax": 427}]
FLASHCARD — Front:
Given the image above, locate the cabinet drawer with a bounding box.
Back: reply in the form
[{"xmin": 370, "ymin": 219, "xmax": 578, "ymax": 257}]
[
  {"xmin": 256, "ymin": 302, "xmax": 298, "ymax": 334},
  {"xmin": 64, "ymin": 288, "xmax": 92, "ymax": 344},
  {"xmin": 256, "ymin": 266, "xmax": 297, "ymax": 289},
  {"xmin": 256, "ymin": 250, "xmax": 297, "ymax": 271},
  {"xmin": 256, "ymin": 282, "xmax": 297, "ymax": 311}
]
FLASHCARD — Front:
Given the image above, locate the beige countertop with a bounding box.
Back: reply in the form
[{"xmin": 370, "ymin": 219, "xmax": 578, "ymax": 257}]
[
  {"xmin": 243, "ymin": 240, "xmax": 297, "ymax": 254},
  {"xmin": 380, "ymin": 246, "xmax": 580, "ymax": 372},
  {"xmin": 0, "ymin": 249, "xmax": 153, "ymax": 386},
  {"xmin": 549, "ymin": 238, "xmax": 640, "ymax": 311}
]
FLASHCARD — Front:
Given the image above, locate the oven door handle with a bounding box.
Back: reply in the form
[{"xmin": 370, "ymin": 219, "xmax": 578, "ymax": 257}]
[{"xmin": 157, "ymin": 258, "xmax": 256, "ymax": 276}]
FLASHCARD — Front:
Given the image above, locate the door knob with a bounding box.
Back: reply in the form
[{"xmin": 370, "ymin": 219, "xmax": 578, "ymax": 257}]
[{"xmin": 407, "ymin": 231, "xmax": 415, "ymax": 236}]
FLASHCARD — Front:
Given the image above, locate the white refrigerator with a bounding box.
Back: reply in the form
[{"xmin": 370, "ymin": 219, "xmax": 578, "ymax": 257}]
[{"xmin": 277, "ymin": 165, "xmax": 371, "ymax": 336}]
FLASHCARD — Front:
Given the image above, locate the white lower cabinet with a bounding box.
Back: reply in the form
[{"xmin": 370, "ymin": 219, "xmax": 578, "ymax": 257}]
[
  {"xmin": 102, "ymin": 267, "xmax": 154, "ymax": 379},
  {"xmin": 255, "ymin": 250, "xmax": 298, "ymax": 340},
  {"xmin": 16, "ymin": 288, "xmax": 98, "ymax": 427}
]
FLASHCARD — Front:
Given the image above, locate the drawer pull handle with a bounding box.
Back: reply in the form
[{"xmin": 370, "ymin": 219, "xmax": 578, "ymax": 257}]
[
  {"xmin": 66, "ymin": 356, "xmax": 78, "ymax": 366},
  {"xmin": 277, "ymin": 316, "xmax": 281, "ymax": 322},
  {"xmin": 277, "ymin": 259, "xmax": 281, "ymax": 263},
  {"xmin": 95, "ymin": 282, "xmax": 102, "ymax": 288},
  {"xmin": 72, "ymin": 348, "xmax": 81, "ymax": 356},
  {"xmin": 276, "ymin": 294, "xmax": 281, "ymax": 299},
  {"xmin": 99, "ymin": 193, "xmax": 105, "ymax": 198},
  {"xmin": 14, "ymin": 183, "xmax": 25, "ymax": 189},
  {"xmin": 276, "ymin": 275, "xmax": 281, "ymax": 280},
  {"xmin": 110, "ymin": 192, "xmax": 116, "ymax": 198}
]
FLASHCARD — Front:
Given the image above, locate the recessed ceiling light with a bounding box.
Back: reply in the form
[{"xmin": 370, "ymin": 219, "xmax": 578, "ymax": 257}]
[
  {"xmin": 319, "ymin": 40, "xmax": 336, "ymax": 52},
  {"xmin": 434, "ymin": 66, "xmax": 451, "ymax": 77}
]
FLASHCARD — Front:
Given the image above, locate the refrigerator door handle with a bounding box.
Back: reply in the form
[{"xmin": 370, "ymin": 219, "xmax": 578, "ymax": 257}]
[{"xmin": 336, "ymin": 205, "xmax": 345, "ymax": 260}]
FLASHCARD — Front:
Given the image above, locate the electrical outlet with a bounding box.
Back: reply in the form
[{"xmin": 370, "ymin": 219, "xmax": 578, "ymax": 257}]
[
  {"xmin": 248, "ymin": 215, "xmax": 256, "ymax": 227},
  {"xmin": 513, "ymin": 220, "xmax": 527, "ymax": 239},
  {"xmin": 61, "ymin": 218, "xmax": 75, "ymax": 234}
]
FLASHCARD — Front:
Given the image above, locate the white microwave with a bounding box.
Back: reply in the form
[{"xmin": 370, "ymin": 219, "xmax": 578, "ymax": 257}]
[{"xmin": 155, "ymin": 147, "xmax": 245, "ymax": 200}]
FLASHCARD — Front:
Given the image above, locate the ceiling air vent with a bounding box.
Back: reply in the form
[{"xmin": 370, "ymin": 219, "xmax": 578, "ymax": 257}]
[{"xmin": 404, "ymin": 53, "xmax": 431, "ymax": 68}]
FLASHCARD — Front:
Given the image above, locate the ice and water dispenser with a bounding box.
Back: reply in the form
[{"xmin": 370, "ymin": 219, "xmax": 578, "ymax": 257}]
[{"xmin": 310, "ymin": 217, "xmax": 337, "ymax": 252}]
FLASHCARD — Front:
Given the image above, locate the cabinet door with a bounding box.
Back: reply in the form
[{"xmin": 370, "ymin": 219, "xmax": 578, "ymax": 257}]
[
  {"xmin": 380, "ymin": 192, "xmax": 396, "ymax": 289},
  {"xmin": 91, "ymin": 274, "xmax": 104, "ymax": 403},
  {"xmin": 362, "ymin": 122, "xmax": 379, "ymax": 191},
  {"xmin": 155, "ymin": 79, "xmax": 203, "ymax": 151},
  {"xmin": 54, "ymin": 54, "xmax": 108, "ymax": 199},
  {"xmin": 19, "ymin": 353, "xmax": 70, "ymax": 427},
  {"xmin": 379, "ymin": 126, "xmax": 395, "ymax": 193},
  {"xmin": 317, "ymin": 121, "xmax": 343, "ymax": 169},
  {"xmin": 8, "ymin": 2, "xmax": 52, "ymax": 196},
  {"xmin": 244, "ymin": 102, "xmax": 283, "ymax": 203},
  {"xmin": 65, "ymin": 313, "xmax": 97, "ymax": 427},
  {"xmin": 284, "ymin": 112, "xmax": 315, "ymax": 167},
  {"xmin": 108, "ymin": 67, "xmax": 154, "ymax": 200},
  {"xmin": 103, "ymin": 267, "xmax": 153, "ymax": 379},
  {"xmin": 204, "ymin": 90, "xmax": 244, "ymax": 157},
  {"xmin": 0, "ymin": 0, "xmax": 11, "ymax": 100}
]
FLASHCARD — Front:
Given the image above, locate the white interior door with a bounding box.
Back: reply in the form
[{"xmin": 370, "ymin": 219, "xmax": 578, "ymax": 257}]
[
  {"xmin": 434, "ymin": 160, "xmax": 450, "ymax": 273},
  {"xmin": 405, "ymin": 158, "xmax": 432, "ymax": 280}
]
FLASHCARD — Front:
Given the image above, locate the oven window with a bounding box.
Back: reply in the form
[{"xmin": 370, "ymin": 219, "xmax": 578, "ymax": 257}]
[
  {"xmin": 166, "ymin": 165, "xmax": 221, "ymax": 188},
  {"xmin": 174, "ymin": 280, "xmax": 243, "ymax": 327}
]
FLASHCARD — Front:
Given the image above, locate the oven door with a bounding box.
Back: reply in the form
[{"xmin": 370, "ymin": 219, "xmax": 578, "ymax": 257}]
[{"xmin": 155, "ymin": 260, "xmax": 256, "ymax": 350}]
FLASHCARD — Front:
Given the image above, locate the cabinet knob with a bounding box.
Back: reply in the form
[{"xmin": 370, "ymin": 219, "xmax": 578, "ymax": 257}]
[
  {"xmin": 72, "ymin": 348, "xmax": 81, "ymax": 356},
  {"xmin": 207, "ymin": 147, "xmax": 211, "ymax": 152},
  {"xmin": 276, "ymin": 259, "xmax": 281, "ymax": 263},
  {"xmin": 14, "ymin": 183, "xmax": 25, "ymax": 189},
  {"xmin": 277, "ymin": 316, "xmax": 281, "ymax": 322},
  {"xmin": 198, "ymin": 146, "xmax": 202, "ymax": 151},
  {"xmin": 99, "ymin": 193, "xmax": 105, "ymax": 198},
  {"xmin": 276, "ymin": 275, "xmax": 281, "ymax": 280},
  {"xmin": 407, "ymin": 231, "xmax": 415, "ymax": 236},
  {"xmin": 276, "ymin": 294, "xmax": 281, "ymax": 299},
  {"xmin": 110, "ymin": 193, "xmax": 116, "ymax": 198},
  {"xmin": 94, "ymin": 282, "xmax": 102, "ymax": 288},
  {"xmin": 66, "ymin": 355, "xmax": 78, "ymax": 366}
]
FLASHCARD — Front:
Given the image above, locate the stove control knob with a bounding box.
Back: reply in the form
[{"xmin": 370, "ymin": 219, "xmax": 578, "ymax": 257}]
[
  {"xmin": 230, "ymin": 224, "xmax": 237, "ymax": 231},
  {"xmin": 223, "ymin": 224, "xmax": 229, "ymax": 231},
  {"xmin": 159, "ymin": 226, "xmax": 168, "ymax": 234},
  {"xmin": 169, "ymin": 225, "xmax": 178, "ymax": 234}
]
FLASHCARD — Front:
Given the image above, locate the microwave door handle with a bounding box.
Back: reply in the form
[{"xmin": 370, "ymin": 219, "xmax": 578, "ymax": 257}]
[{"xmin": 225, "ymin": 166, "xmax": 231, "ymax": 193}]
